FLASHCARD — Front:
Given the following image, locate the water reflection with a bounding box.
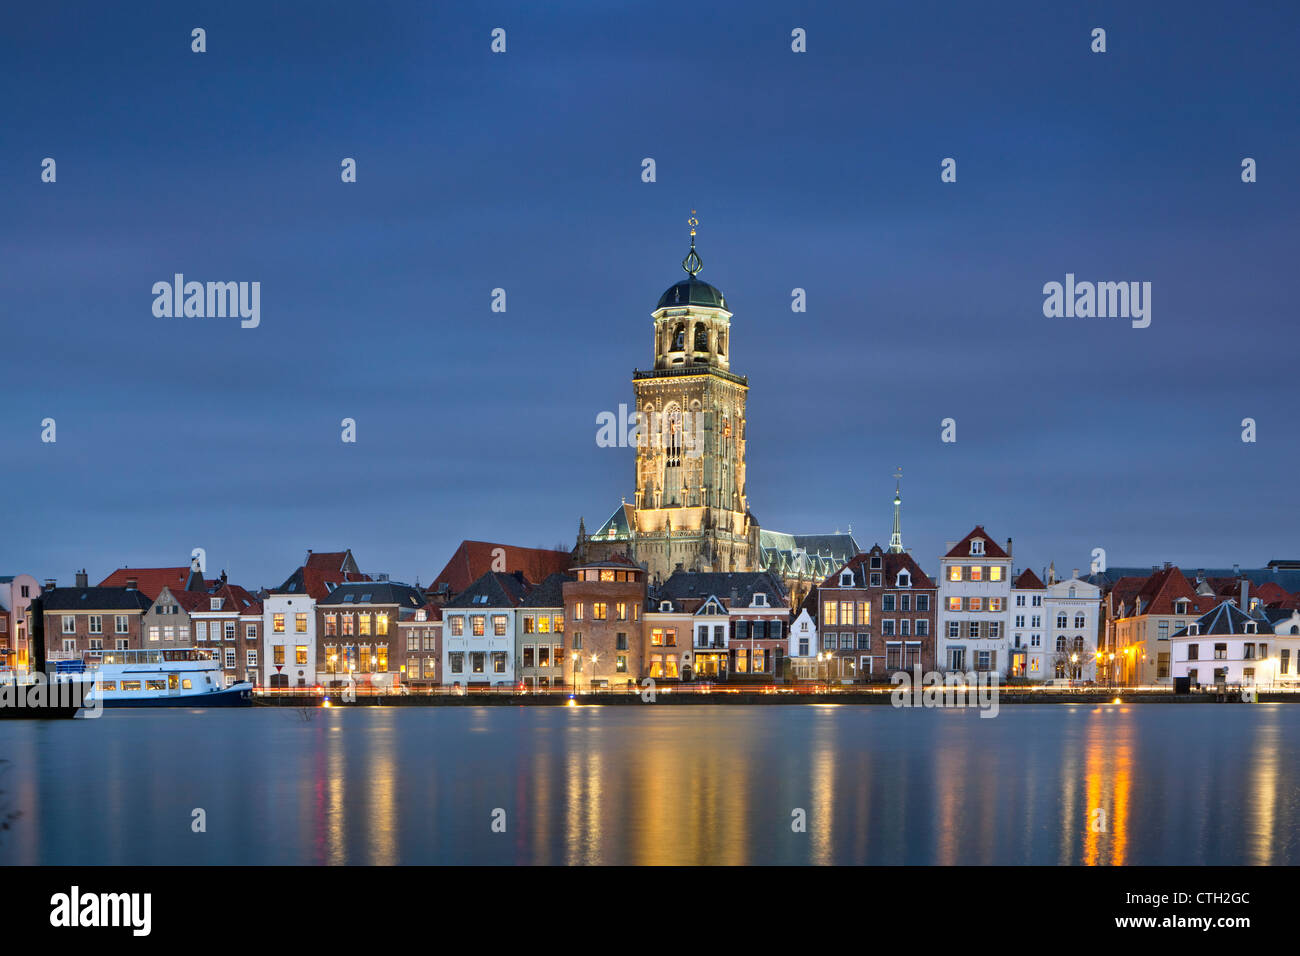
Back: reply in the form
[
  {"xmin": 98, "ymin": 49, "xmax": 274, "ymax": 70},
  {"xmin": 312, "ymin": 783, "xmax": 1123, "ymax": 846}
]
[{"xmin": 1, "ymin": 705, "xmax": 1298, "ymax": 865}]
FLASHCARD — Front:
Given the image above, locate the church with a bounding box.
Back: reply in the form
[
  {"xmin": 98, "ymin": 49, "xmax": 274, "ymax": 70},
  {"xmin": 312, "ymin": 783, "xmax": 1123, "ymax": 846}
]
[{"xmin": 577, "ymin": 217, "xmax": 856, "ymax": 606}]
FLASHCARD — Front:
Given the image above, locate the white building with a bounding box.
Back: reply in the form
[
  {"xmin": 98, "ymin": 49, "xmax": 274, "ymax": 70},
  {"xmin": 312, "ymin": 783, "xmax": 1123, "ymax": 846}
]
[
  {"xmin": 263, "ymin": 592, "xmax": 317, "ymax": 689},
  {"xmin": 1009, "ymin": 568, "xmax": 1046, "ymax": 679},
  {"xmin": 1172, "ymin": 601, "xmax": 1300, "ymax": 688},
  {"xmin": 937, "ymin": 526, "xmax": 1012, "ymax": 675},
  {"xmin": 441, "ymin": 571, "xmax": 527, "ymax": 687},
  {"xmin": 1043, "ymin": 570, "xmax": 1101, "ymax": 681}
]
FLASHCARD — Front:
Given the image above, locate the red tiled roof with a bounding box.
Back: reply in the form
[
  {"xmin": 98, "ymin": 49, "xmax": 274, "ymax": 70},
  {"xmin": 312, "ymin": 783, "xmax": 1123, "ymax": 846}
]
[
  {"xmin": 305, "ymin": 551, "xmax": 349, "ymax": 571},
  {"xmin": 1128, "ymin": 567, "xmax": 1217, "ymax": 617},
  {"xmin": 99, "ymin": 567, "xmax": 192, "ymax": 601},
  {"xmin": 1253, "ymin": 581, "xmax": 1294, "ymax": 607},
  {"xmin": 816, "ymin": 549, "xmax": 936, "ymax": 591},
  {"xmin": 944, "ymin": 526, "xmax": 1009, "ymax": 559},
  {"xmin": 433, "ymin": 541, "xmax": 573, "ymax": 595},
  {"xmin": 1013, "ymin": 568, "xmax": 1045, "ymax": 589}
]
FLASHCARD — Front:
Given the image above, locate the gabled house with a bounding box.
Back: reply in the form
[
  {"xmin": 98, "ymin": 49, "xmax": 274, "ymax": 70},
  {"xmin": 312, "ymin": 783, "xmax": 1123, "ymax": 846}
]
[
  {"xmin": 937, "ymin": 526, "xmax": 1013, "ymax": 675},
  {"xmin": 1171, "ymin": 599, "xmax": 1299, "ymax": 688},
  {"xmin": 1111, "ymin": 565, "xmax": 1219, "ymax": 685},
  {"xmin": 518, "ymin": 573, "xmax": 572, "ymax": 689}
]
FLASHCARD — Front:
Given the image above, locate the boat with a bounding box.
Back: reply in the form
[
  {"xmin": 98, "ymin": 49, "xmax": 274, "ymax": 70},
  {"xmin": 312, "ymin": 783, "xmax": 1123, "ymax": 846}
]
[{"xmin": 51, "ymin": 648, "xmax": 253, "ymax": 708}]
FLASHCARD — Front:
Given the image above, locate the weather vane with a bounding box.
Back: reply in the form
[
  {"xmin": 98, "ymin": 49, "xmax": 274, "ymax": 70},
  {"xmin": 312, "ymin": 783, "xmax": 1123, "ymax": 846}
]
[{"xmin": 682, "ymin": 209, "xmax": 703, "ymax": 276}]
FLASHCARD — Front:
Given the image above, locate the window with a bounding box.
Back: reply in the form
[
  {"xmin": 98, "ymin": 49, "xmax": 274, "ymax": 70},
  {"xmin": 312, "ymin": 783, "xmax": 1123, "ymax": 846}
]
[
  {"xmin": 949, "ymin": 567, "xmax": 962, "ymax": 582},
  {"xmin": 870, "ymin": 573, "xmax": 882, "ymax": 587},
  {"xmin": 593, "ymin": 603, "xmax": 608, "ymax": 621},
  {"xmin": 971, "ymin": 539, "xmax": 985, "ymax": 556},
  {"xmin": 377, "ymin": 613, "xmax": 389, "ymax": 636},
  {"xmin": 450, "ymin": 653, "xmax": 464, "ymax": 674},
  {"xmin": 572, "ymin": 633, "xmax": 582, "ymax": 650},
  {"xmin": 89, "ymin": 615, "xmax": 102, "ymax": 634},
  {"xmin": 491, "ymin": 652, "xmax": 506, "ymax": 674},
  {"xmin": 224, "ymin": 648, "xmax": 236, "ymax": 669},
  {"xmin": 1057, "ymin": 613, "xmax": 1068, "ymax": 628},
  {"xmin": 900, "ymin": 595, "xmax": 911, "ymax": 611},
  {"xmin": 295, "ymin": 646, "xmax": 308, "ymax": 665},
  {"xmin": 948, "ymin": 622, "xmax": 960, "ymax": 638},
  {"xmin": 823, "ymin": 602, "xmax": 838, "ymax": 626},
  {"xmin": 840, "ymin": 601, "xmax": 855, "ymax": 625},
  {"xmin": 273, "ymin": 613, "xmax": 285, "ymax": 633},
  {"xmin": 247, "ymin": 650, "xmax": 258, "ymax": 667},
  {"xmin": 359, "ymin": 615, "xmax": 371, "ymax": 636},
  {"xmin": 225, "ymin": 623, "xmax": 236, "ymax": 641},
  {"xmin": 916, "ymin": 620, "xmax": 929, "ymax": 636},
  {"xmin": 897, "ymin": 571, "xmax": 910, "ymax": 588},
  {"xmin": 882, "ymin": 595, "xmax": 895, "ymax": 612},
  {"xmin": 342, "ymin": 615, "xmax": 354, "ymax": 636},
  {"xmin": 1074, "ymin": 613, "xmax": 1086, "ymax": 629},
  {"xmin": 295, "ymin": 613, "xmax": 308, "ymax": 633},
  {"xmin": 616, "ymin": 633, "xmax": 628, "ymax": 650},
  {"xmin": 969, "ymin": 598, "xmax": 982, "ymax": 612},
  {"xmin": 492, "ymin": 615, "xmax": 508, "ymax": 636},
  {"xmin": 450, "ymin": 616, "xmax": 464, "ymax": 636},
  {"xmin": 616, "ymin": 603, "xmax": 627, "ymax": 621},
  {"xmin": 62, "ymin": 615, "xmax": 76, "ymax": 634},
  {"xmin": 1188, "ymin": 644, "xmax": 1199, "ymax": 661},
  {"xmin": 948, "ymin": 597, "xmax": 961, "ymax": 612},
  {"xmin": 916, "ymin": 595, "xmax": 929, "ymax": 612},
  {"xmin": 273, "ymin": 646, "xmax": 285, "ymax": 665},
  {"xmin": 970, "ymin": 566, "xmax": 983, "ymax": 582},
  {"xmin": 115, "ymin": 615, "xmax": 129, "ymax": 633},
  {"xmin": 246, "ymin": 624, "xmax": 256, "ymax": 640},
  {"xmin": 882, "ymin": 620, "xmax": 895, "ymax": 636},
  {"xmin": 574, "ymin": 603, "xmax": 583, "ymax": 621},
  {"xmin": 471, "ymin": 616, "xmax": 485, "ymax": 636},
  {"xmin": 148, "ymin": 626, "xmax": 160, "ymax": 642},
  {"xmin": 989, "ymin": 567, "xmax": 1002, "ymax": 582}
]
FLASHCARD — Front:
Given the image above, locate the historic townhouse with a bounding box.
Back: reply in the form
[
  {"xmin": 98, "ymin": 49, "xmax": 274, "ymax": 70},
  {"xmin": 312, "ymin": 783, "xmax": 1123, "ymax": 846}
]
[
  {"xmin": 937, "ymin": 527, "xmax": 1013, "ymax": 674},
  {"xmin": 398, "ymin": 602, "xmax": 441, "ymax": 687},
  {"xmin": 142, "ymin": 586, "xmax": 199, "ymax": 648},
  {"xmin": 787, "ymin": 607, "xmax": 819, "ymax": 677},
  {"xmin": 40, "ymin": 574, "xmax": 151, "ymax": 662},
  {"xmin": 1009, "ymin": 569, "xmax": 1046, "ymax": 678},
  {"xmin": 316, "ymin": 582, "xmax": 424, "ymax": 689},
  {"xmin": 518, "ymin": 573, "xmax": 571, "ymax": 689},
  {"xmin": 442, "ymin": 571, "xmax": 530, "ymax": 687},
  {"xmin": 265, "ymin": 549, "xmax": 370, "ymax": 689},
  {"xmin": 190, "ymin": 581, "xmax": 262, "ymax": 686},
  {"xmin": 812, "ymin": 544, "xmax": 936, "ymax": 681},
  {"xmin": 1110, "ymin": 565, "xmax": 1218, "ymax": 685},
  {"xmin": 648, "ymin": 569, "xmax": 786, "ymax": 681},
  {"xmin": 1044, "ymin": 570, "xmax": 1101, "ymax": 680},
  {"xmin": 565, "ymin": 558, "xmax": 647, "ymax": 688},
  {"xmin": 0, "ymin": 573, "xmax": 41, "ymax": 674},
  {"xmin": 1171, "ymin": 592, "xmax": 1300, "ymax": 687}
]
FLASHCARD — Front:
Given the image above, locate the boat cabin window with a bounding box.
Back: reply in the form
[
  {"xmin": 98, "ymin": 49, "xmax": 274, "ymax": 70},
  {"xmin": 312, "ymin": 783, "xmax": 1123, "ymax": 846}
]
[
  {"xmin": 146, "ymin": 680, "xmax": 166, "ymax": 691},
  {"xmin": 101, "ymin": 681, "xmax": 116, "ymax": 691},
  {"xmin": 182, "ymin": 679, "xmax": 193, "ymax": 690},
  {"xmin": 121, "ymin": 681, "xmax": 142, "ymax": 691}
]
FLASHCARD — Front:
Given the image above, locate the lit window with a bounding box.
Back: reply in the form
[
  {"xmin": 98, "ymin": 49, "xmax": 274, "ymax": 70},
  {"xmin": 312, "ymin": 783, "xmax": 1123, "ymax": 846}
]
[
  {"xmin": 377, "ymin": 614, "xmax": 389, "ymax": 636},
  {"xmin": 970, "ymin": 566, "xmax": 983, "ymax": 582},
  {"xmin": 989, "ymin": 567, "xmax": 1002, "ymax": 581},
  {"xmin": 948, "ymin": 597, "xmax": 961, "ymax": 611},
  {"xmin": 949, "ymin": 567, "xmax": 962, "ymax": 582},
  {"xmin": 472, "ymin": 616, "xmax": 485, "ymax": 636},
  {"xmin": 273, "ymin": 613, "xmax": 285, "ymax": 633},
  {"xmin": 593, "ymin": 603, "xmax": 608, "ymax": 621}
]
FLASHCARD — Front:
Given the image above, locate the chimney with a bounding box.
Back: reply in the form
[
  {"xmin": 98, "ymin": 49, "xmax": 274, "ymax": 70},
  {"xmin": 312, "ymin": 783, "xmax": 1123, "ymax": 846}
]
[
  {"xmin": 1241, "ymin": 579, "xmax": 1249, "ymax": 610},
  {"xmin": 1006, "ymin": 538, "xmax": 1012, "ymax": 559},
  {"xmin": 43, "ymin": 578, "xmax": 56, "ymax": 590},
  {"xmin": 1232, "ymin": 563, "xmax": 1240, "ymax": 576},
  {"xmin": 126, "ymin": 577, "xmax": 138, "ymax": 590},
  {"xmin": 75, "ymin": 569, "xmax": 88, "ymax": 588},
  {"xmin": 220, "ymin": 570, "xmax": 228, "ymax": 585},
  {"xmin": 1072, "ymin": 568, "xmax": 1079, "ymax": 580}
]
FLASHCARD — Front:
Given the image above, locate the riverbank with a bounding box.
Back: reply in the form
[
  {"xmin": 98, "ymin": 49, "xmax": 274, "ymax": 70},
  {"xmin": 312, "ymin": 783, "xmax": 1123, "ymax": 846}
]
[{"xmin": 252, "ymin": 688, "xmax": 1294, "ymax": 706}]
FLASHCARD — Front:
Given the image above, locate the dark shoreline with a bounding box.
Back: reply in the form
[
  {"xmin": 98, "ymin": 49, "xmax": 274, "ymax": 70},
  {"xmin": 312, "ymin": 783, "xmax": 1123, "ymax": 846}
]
[{"xmin": 252, "ymin": 690, "xmax": 1291, "ymax": 707}]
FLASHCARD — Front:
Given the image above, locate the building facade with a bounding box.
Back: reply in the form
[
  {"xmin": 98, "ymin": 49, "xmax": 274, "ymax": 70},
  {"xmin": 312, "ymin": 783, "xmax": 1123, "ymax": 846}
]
[
  {"xmin": 937, "ymin": 527, "xmax": 1013, "ymax": 674},
  {"xmin": 0, "ymin": 574, "xmax": 41, "ymax": 674},
  {"xmin": 564, "ymin": 559, "xmax": 647, "ymax": 688}
]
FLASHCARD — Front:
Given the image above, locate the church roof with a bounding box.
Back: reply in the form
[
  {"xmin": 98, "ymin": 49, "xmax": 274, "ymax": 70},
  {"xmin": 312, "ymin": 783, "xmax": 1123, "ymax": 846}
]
[
  {"xmin": 655, "ymin": 276, "xmax": 728, "ymax": 311},
  {"xmin": 592, "ymin": 503, "xmax": 635, "ymax": 540},
  {"xmin": 758, "ymin": 530, "xmax": 859, "ymax": 578}
]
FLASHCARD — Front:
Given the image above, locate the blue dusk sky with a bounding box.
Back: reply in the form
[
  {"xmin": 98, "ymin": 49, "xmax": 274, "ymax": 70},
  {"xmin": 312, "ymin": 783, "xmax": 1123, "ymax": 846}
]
[{"xmin": 3, "ymin": 0, "xmax": 1298, "ymax": 588}]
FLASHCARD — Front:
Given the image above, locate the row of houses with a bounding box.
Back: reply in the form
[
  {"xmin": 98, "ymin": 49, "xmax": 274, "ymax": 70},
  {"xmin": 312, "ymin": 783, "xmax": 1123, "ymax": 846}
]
[{"xmin": 6, "ymin": 534, "xmax": 1300, "ymax": 690}]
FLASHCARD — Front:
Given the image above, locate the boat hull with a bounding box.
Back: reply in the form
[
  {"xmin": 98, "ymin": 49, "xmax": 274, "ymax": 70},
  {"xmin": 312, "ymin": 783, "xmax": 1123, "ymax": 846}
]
[{"xmin": 100, "ymin": 684, "xmax": 253, "ymax": 708}]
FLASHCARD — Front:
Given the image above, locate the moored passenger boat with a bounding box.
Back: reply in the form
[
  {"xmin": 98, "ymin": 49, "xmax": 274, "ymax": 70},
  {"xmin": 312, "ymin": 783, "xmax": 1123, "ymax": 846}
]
[{"xmin": 52, "ymin": 648, "xmax": 252, "ymax": 707}]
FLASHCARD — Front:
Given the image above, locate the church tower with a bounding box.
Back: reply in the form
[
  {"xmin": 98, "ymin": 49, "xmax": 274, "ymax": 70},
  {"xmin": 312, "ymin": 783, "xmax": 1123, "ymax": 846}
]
[{"xmin": 586, "ymin": 215, "xmax": 759, "ymax": 581}]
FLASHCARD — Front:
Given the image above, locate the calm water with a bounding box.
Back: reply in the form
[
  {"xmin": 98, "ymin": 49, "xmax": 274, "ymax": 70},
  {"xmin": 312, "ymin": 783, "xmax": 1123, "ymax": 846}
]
[{"xmin": 0, "ymin": 703, "xmax": 1296, "ymax": 865}]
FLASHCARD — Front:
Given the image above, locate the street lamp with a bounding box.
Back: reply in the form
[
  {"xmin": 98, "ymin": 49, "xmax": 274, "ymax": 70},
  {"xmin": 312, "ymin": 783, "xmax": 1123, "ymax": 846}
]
[{"xmin": 590, "ymin": 653, "xmax": 598, "ymax": 693}]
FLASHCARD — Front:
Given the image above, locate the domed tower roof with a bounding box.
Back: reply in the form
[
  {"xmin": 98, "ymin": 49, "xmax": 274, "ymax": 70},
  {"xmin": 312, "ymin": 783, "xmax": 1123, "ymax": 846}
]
[
  {"xmin": 657, "ymin": 276, "xmax": 727, "ymax": 310},
  {"xmin": 654, "ymin": 211, "xmax": 729, "ymax": 312}
]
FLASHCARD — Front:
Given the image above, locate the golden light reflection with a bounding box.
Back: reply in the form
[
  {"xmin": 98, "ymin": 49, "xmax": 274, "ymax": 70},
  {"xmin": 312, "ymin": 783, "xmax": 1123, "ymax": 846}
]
[
  {"xmin": 1080, "ymin": 706, "xmax": 1132, "ymax": 866},
  {"xmin": 1249, "ymin": 704, "xmax": 1280, "ymax": 865}
]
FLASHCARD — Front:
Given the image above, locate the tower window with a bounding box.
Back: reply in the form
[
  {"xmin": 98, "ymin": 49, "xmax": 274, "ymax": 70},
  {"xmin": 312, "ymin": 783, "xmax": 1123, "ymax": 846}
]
[
  {"xmin": 672, "ymin": 324, "xmax": 685, "ymax": 351},
  {"xmin": 694, "ymin": 324, "xmax": 709, "ymax": 352}
]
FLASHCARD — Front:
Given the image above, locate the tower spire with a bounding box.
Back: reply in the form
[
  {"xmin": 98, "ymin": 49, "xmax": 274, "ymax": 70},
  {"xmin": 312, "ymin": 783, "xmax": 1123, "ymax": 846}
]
[
  {"xmin": 888, "ymin": 467, "xmax": 904, "ymax": 553},
  {"xmin": 682, "ymin": 210, "xmax": 702, "ymax": 276}
]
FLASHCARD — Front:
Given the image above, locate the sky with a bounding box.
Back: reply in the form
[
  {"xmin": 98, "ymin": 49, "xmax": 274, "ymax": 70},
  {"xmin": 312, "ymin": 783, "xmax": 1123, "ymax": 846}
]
[{"xmin": 3, "ymin": 0, "xmax": 1298, "ymax": 589}]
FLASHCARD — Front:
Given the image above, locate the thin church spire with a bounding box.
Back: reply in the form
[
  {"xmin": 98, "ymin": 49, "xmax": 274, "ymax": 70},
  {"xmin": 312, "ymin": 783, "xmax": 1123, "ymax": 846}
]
[{"xmin": 888, "ymin": 467, "xmax": 904, "ymax": 553}]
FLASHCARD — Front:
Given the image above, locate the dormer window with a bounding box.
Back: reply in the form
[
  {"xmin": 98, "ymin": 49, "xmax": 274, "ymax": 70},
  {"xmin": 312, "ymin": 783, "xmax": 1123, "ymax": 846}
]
[
  {"xmin": 896, "ymin": 571, "xmax": 910, "ymax": 588},
  {"xmin": 1188, "ymin": 624, "xmax": 1200, "ymax": 635},
  {"xmin": 210, "ymin": 598, "xmax": 222, "ymax": 610},
  {"xmin": 839, "ymin": 571, "xmax": 855, "ymax": 587},
  {"xmin": 752, "ymin": 592, "xmax": 768, "ymax": 607},
  {"xmin": 1245, "ymin": 621, "xmax": 1257, "ymax": 634},
  {"xmin": 1174, "ymin": 599, "xmax": 1189, "ymax": 614},
  {"xmin": 660, "ymin": 601, "xmax": 672, "ymax": 612},
  {"xmin": 970, "ymin": 538, "xmax": 985, "ymax": 556}
]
